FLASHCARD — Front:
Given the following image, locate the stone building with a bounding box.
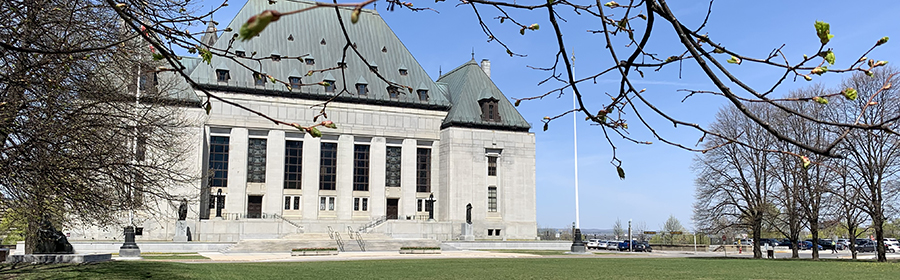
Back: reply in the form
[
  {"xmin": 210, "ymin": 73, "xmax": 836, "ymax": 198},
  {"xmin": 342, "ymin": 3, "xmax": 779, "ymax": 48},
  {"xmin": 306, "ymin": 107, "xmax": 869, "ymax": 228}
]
[{"xmin": 70, "ymin": 0, "xmax": 536, "ymax": 242}]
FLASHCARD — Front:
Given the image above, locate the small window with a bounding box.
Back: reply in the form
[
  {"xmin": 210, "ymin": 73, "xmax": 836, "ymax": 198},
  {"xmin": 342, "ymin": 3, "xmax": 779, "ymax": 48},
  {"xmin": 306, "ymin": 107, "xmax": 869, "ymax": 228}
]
[
  {"xmin": 320, "ymin": 39, "xmax": 326, "ymax": 45},
  {"xmin": 235, "ymin": 51, "xmax": 246, "ymax": 57},
  {"xmin": 253, "ymin": 73, "xmax": 266, "ymax": 86},
  {"xmin": 319, "ymin": 196, "xmax": 336, "ymax": 211},
  {"xmin": 337, "ymin": 62, "xmax": 347, "ymax": 68},
  {"xmin": 417, "ymin": 90, "xmax": 428, "ymax": 101},
  {"xmin": 271, "ymin": 54, "xmax": 281, "ymax": 61},
  {"xmin": 284, "ymin": 196, "xmax": 291, "ymax": 210},
  {"xmin": 305, "ymin": 58, "xmax": 315, "ymax": 65},
  {"xmin": 293, "ymin": 196, "xmax": 300, "ymax": 210},
  {"xmin": 399, "ymin": 69, "xmax": 408, "ymax": 76},
  {"xmin": 387, "ymin": 86, "xmax": 400, "ymax": 98},
  {"xmin": 488, "ymin": 186, "xmax": 498, "ymax": 212},
  {"xmin": 488, "ymin": 229, "xmax": 494, "ymax": 236},
  {"xmin": 289, "ymin": 76, "xmax": 302, "ymax": 88},
  {"xmin": 357, "ymin": 83, "xmax": 368, "ymax": 95},
  {"xmin": 216, "ymin": 70, "xmax": 230, "ymax": 82},
  {"xmin": 353, "ymin": 197, "xmax": 369, "ymax": 211},
  {"xmin": 369, "ymin": 65, "xmax": 378, "ymax": 73},
  {"xmin": 324, "ymin": 80, "xmax": 335, "ymax": 93},
  {"xmin": 480, "ymin": 100, "xmax": 502, "ymax": 122},
  {"xmin": 382, "ymin": 46, "xmax": 388, "ymax": 53},
  {"xmin": 496, "ymin": 229, "xmax": 501, "ymax": 236},
  {"xmin": 288, "ymin": 34, "xmax": 294, "ymax": 41}
]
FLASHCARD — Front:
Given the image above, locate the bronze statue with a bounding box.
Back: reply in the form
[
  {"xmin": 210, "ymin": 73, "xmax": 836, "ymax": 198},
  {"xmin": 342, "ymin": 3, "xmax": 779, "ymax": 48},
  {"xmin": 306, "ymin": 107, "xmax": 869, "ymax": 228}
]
[
  {"xmin": 35, "ymin": 214, "xmax": 74, "ymax": 254},
  {"xmin": 466, "ymin": 203, "xmax": 472, "ymax": 224},
  {"xmin": 178, "ymin": 199, "xmax": 188, "ymax": 221}
]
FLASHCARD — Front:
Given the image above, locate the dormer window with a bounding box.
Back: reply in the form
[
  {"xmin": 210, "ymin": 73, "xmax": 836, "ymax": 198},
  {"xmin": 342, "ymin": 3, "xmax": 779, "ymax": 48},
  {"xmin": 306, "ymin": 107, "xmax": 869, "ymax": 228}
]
[
  {"xmin": 357, "ymin": 83, "xmax": 368, "ymax": 95},
  {"xmin": 271, "ymin": 54, "xmax": 281, "ymax": 61},
  {"xmin": 417, "ymin": 89, "xmax": 428, "ymax": 101},
  {"xmin": 369, "ymin": 65, "xmax": 378, "ymax": 73},
  {"xmin": 480, "ymin": 99, "xmax": 501, "ymax": 122},
  {"xmin": 289, "ymin": 76, "xmax": 302, "ymax": 87},
  {"xmin": 139, "ymin": 72, "xmax": 158, "ymax": 91},
  {"xmin": 216, "ymin": 69, "xmax": 230, "ymax": 82},
  {"xmin": 387, "ymin": 85, "xmax": 400, "ymax": 98},
  {"xmin": 337, "ymin": 62, "xmax": 347, "ymax": 68},
  {"xmin": 324, "ymin": 80, "xmax": 335, "ymax": 93},
  {"xmin": 235, "ymin": 50, "xmax": 246, "ymax": 57},
  {"xmin": 399, "ymin": 69, "xmax": 408, "ymax": 76},
  {"xmin": 253, "ymin": 73, "xmax": 266, "ymax": 86},
  {"xmin": 305, "ymin": 58, "xmax": 315, "ymax": 65}
]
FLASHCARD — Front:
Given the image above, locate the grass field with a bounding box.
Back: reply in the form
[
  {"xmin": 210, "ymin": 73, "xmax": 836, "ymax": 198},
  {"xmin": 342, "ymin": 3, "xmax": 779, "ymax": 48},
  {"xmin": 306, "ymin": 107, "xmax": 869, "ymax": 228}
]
[{"xmin": 3, "ymin": 257, "xmax": 900, "ymax": 279}]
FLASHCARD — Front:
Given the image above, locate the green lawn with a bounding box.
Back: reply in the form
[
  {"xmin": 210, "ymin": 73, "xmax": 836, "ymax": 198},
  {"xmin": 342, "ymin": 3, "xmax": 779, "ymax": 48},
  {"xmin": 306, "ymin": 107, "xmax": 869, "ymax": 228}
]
[{"xmin": 2, "ymin": 258, "xmax": 900, "ymax": 279}]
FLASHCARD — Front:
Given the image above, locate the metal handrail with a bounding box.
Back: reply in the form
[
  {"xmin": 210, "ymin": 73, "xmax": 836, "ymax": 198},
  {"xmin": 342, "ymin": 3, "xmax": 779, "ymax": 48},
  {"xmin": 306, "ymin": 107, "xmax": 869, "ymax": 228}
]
[
  {"xmin": 359, "ymin": 215, "xmax": 387, "ymax": 233},
  {"xmin": 273, "ymin": 213, "xmax": 304, "ymax": 232},
  {"xmin": 327, "ymin": 226, "xmax": 345, "ymax": 252},
  {"xmin": 348, "ymin": 226, "xmax": 366, "ymax": 251}
]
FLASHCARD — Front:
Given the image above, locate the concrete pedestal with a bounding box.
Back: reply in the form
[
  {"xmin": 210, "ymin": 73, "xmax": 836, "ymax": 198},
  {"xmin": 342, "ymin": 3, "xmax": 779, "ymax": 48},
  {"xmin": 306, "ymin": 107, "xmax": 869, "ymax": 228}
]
[
  {"xmin": 174, "ymin": 221, "xmax": 188, "ymax": 242},
  {"xmin": 462, "ymin": 223, "xmax": 475, "ymax": 241}
]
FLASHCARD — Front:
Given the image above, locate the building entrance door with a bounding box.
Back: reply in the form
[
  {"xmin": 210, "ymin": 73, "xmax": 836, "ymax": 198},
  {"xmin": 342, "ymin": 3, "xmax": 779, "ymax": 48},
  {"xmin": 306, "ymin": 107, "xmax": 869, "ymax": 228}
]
[
  {"xmin": 386, "ymin": 198, "xmax": 399, "ymax": 219},
  {"xmin": 247, "ymin": 195, "xmax": 263, "ymax": 218}
]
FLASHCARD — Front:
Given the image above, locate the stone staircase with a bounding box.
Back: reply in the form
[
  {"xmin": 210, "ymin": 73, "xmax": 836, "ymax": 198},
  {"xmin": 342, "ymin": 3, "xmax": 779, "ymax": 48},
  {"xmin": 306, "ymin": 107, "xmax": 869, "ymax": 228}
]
[{"xmin": 223, "ymin": 232, "xmax": 440, "ymax": 253}]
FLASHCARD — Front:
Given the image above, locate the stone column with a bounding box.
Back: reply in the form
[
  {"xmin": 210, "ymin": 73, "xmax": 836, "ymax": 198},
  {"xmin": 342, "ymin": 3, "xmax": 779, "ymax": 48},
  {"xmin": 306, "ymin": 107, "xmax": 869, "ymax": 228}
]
[
  {"xmin": 226, "ymin": 128, "xmax": 249, "ymax": 217},
  {"xmin": 370, "ymin": 137, "xmax": 387, "ymax": 219},
  {"xmin": 400, "ymin": 139, "xmax": 416, "ymax": 219},
  {"xmin": 264, "ymin": 130, "xmax": 286, "ymax": 215},
  {"xmin": 302, "ymin": 136, "xmax": 321, "ymax": 219},
  {"xmin": 336, "ymin": 135, "xmax": 353, "ymax": 220}
]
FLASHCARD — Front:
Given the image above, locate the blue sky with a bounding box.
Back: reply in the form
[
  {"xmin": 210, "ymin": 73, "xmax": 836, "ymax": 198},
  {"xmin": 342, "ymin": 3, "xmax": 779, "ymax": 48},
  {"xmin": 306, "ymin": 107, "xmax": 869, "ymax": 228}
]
[{"xmin": 200, "ymin": 0, "xmax": 900, "ymax": 231}]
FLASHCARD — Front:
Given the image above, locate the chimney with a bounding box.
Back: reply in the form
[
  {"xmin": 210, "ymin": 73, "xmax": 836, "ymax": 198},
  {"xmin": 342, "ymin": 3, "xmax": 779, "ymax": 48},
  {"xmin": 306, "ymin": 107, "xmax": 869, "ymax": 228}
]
[{"xmin": 480, "ymin": 59, "xmax": 491, "ymax": 78}]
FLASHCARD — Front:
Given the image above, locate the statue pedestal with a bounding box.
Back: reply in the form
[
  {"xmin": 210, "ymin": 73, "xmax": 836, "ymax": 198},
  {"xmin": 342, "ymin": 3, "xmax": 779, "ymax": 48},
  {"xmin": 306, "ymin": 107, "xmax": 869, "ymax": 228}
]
[
  {"xmin": 119, "ymin": 226, "xmax": 141, "ymax": 259},
  {"xmin": 462, "ymin": 223, "xmax": 475, "ymax": 241},
  {"xmin": 173, "ymin": 221, "xmax": 188, "ymax": 242}
]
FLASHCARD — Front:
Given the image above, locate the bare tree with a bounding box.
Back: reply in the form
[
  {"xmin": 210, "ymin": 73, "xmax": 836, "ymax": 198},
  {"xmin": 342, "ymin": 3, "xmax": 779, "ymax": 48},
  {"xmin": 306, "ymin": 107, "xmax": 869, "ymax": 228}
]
[
  {"xmin": 694, "ymin": 104, "xmax": 775, "ymax": 259},
  {"xmin": 832, "ymin": 69, "xmax": 900, "ymax": 262},
  {"xmin": 661, "ymin": 215, "xmax": 684, "ymax": 245},
  {"xmin": 613, "ymin": 218, "xmax": 624, "ymax": 240}
]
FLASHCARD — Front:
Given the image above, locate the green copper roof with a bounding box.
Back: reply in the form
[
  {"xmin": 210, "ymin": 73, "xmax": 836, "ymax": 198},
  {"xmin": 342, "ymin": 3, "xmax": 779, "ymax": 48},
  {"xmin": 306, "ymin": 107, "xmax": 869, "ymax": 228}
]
[
  {"xmin": 188, "ymin": 0, "xmax": 450, "ymax": 110},
  {"xmin": 437, "ymin": 59, "xmax": 531, "ymax": 131}
]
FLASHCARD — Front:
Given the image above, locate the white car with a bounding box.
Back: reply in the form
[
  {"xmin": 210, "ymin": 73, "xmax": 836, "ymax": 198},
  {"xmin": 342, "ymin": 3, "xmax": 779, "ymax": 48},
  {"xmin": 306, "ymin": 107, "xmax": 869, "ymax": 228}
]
[
  {"xmin": 884, "ymin": 238, "xmax": 900, "ymax": 253},
  {"xmin": 586, "ymin": 239, "xmax": 601, "ymax": 250},
  {"xmin": 597, "ymin": 240, "xmax": 609, "ymax": 249}
]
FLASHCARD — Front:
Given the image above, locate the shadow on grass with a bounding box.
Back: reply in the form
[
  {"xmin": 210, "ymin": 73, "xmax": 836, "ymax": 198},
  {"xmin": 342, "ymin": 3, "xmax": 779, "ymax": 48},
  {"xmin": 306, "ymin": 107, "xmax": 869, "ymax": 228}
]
[{"xmin": 0, "ymin": 261, "xmax": 191, "ymax": 279}]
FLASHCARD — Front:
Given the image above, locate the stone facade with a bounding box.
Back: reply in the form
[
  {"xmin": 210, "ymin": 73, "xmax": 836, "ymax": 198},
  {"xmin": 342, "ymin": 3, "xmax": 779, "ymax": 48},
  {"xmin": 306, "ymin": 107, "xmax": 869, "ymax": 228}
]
[{"xmin": 66, "ymin": 0, "xmax": 536, "ymax": 242}]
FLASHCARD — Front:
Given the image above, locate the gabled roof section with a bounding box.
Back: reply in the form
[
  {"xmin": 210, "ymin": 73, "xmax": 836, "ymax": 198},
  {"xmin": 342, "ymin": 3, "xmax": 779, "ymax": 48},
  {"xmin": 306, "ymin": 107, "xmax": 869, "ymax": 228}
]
[
  {"xmin": 436, "ymin": 59, "xmax": 531, "ymax": 132},
  {"xmin": 188, "ymin": 0, "xmax": 449, "ymax": 110}
]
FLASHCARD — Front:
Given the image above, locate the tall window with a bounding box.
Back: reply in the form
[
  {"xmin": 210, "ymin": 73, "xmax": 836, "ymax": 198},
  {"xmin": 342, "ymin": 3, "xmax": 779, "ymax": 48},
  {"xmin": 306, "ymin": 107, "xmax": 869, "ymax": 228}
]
[
  {"xmin": 488, "ymin": 156, "xmax": 497, "ymax": 176},
  {"xmin": 320, "ymin": 142, "xmax": 337, "ymax": 190},
  {"xmin": 209, "ymin": 136, "xmax": 230, "ymax": 187},
  {"xmin": 385, "ymin": 146, "xmax": 401, "ymax": 187},
  {"xmin": 353, "ymin": 145, "xmax": 370, "ymax": 191},
  {"xmin": 416, "ymin": 148, "xmax": 431, "ymax": 193},
  {"xmin": 284, "ymin": 140, "xmax": 302, "ymax": 189},
  {"xmin": 247, "ymin": 138, "xmax": 267, "ymax": 183},
  {"xmin": 488, "ymin": 186, "xmax": 498, "ymax": 212}
]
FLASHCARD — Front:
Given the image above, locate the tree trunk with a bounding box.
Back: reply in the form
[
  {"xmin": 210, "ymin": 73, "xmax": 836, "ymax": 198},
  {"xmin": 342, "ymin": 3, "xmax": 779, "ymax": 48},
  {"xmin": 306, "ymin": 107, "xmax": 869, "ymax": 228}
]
[
  {"xmin": 752, "ymin": 214, "xmax": 762, "ymax": 259},
  {"xmin": 810, "ymin": 218, "xmax": 820, "ymax": 260},
  {"xmin": 874, "ymin": 209, "xmax": 887, "ymax": 262},
  {"xmin": 790, "ymin": 236, "xmax": 800, "ymax": 259}
]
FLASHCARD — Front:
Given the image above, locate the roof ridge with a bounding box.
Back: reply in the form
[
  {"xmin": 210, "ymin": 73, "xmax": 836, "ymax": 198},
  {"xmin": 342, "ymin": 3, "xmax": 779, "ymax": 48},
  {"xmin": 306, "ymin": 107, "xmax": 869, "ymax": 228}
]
[{"xmin": 437, "ymin": 59, "xmax": 478, "ymax": 81}]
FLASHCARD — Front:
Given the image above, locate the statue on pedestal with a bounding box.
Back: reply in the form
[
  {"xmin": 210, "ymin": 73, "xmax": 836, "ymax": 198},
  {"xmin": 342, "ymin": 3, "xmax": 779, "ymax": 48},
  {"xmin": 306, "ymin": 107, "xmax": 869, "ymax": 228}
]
[
  {"xmin": 35, "ymin": 214, "xmax": 74, "ymax": 254},
  {"xmin": 466, "ymin": 203, "xmax": 472, "ymax": 224},
  {"xmin": 178, "ymin": 199, "xmax": 187, "ymax": 221}
]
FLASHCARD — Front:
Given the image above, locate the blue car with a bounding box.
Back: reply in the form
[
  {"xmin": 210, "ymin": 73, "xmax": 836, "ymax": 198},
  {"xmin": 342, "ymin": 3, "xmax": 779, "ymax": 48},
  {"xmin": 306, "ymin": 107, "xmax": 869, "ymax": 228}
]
[{"xmin": 799, "ymin": 241, "xmax": 823, "ymax": 250}]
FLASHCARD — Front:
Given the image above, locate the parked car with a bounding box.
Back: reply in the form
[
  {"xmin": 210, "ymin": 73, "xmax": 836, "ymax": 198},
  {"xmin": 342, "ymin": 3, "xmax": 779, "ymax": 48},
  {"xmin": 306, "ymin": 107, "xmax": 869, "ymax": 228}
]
[
  {"xmin": 886, "ymin": 243, "xmax": 899, "ymax": 253},
  {"xmin": 586, "ymin": 239, "xmax": 601, "ymax": 250},
  {"xmin": 639, "ymin": 241, "xmax": 653, "ymax": 252},
  {"xmin": 733, "ymin": 239, "xmax": 753, "ymax": 246},
  {"xmin": 758, "ymin": 238, "xmax": 779, "ymax": 247},
  {"xmin": 607, "ymin": 241, "xmax": 620, "ymax": 250},
  {"xmin": 799, "ymin": 241, "xmax": 823, "ymax": 250},
  {"xmin": 814, "ymin": 239, "xmax": 836, "ymax": 250},
  {"xmin": 778, "ymin": 239, "xmax": 795, "ymax": 247},
  {"xmin": 597, "ymin": 240, "xmax": 609, "ymax": 250},
  {"xmin": 836, "ymin": 239, "xmax": 851, "ymax": 250},
  {"xmin": 855, "ymin": 239, "xmax": 876, "ymax": 253}
]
